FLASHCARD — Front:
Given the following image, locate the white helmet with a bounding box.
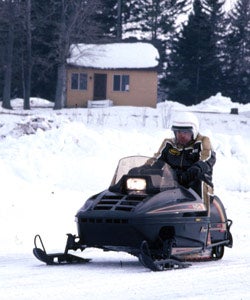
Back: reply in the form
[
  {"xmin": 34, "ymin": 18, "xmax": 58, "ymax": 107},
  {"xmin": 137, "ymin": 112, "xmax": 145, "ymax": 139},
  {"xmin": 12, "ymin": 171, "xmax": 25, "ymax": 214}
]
[{"xmin": 171, "ymin": 111, "xmax": 199, "ymax": 139}]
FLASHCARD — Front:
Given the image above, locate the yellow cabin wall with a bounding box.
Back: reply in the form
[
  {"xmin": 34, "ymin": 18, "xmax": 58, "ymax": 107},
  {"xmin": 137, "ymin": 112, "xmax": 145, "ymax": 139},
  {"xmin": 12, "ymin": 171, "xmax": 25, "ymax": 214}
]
[{"xmin": 66, "ymin": 68, "xmax": 158, "ymax": 108}]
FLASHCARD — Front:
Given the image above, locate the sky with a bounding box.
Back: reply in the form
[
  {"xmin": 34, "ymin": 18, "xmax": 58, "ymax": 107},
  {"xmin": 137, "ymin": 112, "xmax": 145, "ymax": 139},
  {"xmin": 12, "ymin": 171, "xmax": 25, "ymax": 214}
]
[{"xmin": 0, "ymin": 93, "xmax": 250, "ymax": 299}]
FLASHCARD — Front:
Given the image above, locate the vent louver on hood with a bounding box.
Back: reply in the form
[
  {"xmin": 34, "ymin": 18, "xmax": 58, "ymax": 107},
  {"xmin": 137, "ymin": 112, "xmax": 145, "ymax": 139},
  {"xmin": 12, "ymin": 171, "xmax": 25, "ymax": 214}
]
[{"xmin": 93, "ymin": 193, "xmax": 147, "ymax": 212}]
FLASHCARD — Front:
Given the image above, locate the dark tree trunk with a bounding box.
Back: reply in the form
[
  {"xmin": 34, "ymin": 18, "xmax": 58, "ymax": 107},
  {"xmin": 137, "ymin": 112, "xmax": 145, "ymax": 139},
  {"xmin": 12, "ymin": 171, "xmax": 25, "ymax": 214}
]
[
  {"xmin": 23, "ymin": 0, "xmax": 32, "ymax": 110},
  {"xmin": 2, "ymin": 1, "xmax": 14, "ymax": 110},
  {"xmin": 54, "ymin": 63, "xmax": 66, "ymax": 109}
]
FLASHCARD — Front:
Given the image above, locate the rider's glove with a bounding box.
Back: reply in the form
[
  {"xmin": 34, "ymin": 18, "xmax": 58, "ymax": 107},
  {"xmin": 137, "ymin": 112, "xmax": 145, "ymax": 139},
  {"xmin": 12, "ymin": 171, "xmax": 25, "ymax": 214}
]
[{"xmin": 177, "ymin": 166, "xmax": 201, "ymax": 185}]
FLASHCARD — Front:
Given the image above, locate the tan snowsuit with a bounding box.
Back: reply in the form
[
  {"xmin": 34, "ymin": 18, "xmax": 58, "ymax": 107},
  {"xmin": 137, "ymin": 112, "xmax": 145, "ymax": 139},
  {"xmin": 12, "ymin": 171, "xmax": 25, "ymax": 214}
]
[{"xmin": 147, "ymin": 133, "xmax": 216, "ymax": 214}]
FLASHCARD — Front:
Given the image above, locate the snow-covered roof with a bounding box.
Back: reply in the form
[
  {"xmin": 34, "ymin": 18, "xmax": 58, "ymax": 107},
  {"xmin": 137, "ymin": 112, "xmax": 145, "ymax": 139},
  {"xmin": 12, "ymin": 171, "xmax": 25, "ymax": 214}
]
[{"xmin": 67, "ymin": 42, "xmax": 159, "ymax": 69}]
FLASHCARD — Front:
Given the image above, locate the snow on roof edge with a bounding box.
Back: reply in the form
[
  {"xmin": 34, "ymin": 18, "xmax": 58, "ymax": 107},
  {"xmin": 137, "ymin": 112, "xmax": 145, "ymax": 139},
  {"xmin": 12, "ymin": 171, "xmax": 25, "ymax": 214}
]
[{"xmin": 67, "ymin": 42, "xmax": 160, "ymax": 69}]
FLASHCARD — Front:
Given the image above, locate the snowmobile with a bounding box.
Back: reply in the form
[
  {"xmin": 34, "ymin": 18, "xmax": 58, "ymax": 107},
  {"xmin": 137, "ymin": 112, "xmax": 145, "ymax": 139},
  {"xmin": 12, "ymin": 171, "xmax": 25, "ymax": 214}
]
[{"xmin": 33, "ymin": 156, "xmax": 233, "ymax": 271}]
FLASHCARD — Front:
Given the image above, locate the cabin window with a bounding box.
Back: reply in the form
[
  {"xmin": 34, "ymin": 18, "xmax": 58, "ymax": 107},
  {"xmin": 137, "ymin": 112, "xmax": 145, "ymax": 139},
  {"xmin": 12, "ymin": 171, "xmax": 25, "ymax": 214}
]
[
  {"xmin": 71, "ymin": 73, "xmax": 87, "ymax": 90},
  {"xmin": 113, "ymin": 75, "xmax": 130, "ymax": 91}
]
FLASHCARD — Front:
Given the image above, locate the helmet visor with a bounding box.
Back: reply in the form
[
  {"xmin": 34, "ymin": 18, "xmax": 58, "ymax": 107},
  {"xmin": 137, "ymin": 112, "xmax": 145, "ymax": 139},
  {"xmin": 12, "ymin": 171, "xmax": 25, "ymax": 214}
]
[{"xmin": 171, "ymin": 126, "xmax": 193, "ymax": 134}]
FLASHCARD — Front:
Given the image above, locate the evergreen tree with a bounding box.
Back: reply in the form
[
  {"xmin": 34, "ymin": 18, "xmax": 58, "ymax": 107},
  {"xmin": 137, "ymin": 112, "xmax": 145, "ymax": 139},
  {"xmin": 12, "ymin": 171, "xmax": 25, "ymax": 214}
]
[
  {"xmin": 120, "ymin": 0, "xmax": 144, "ymax": 38},
  {"xmin": 95, "ymin": 0, "xmax": 118, "ymax": 39},
  {"xmin": 223, "ymin": 0, "xmax": 250, "ymax": 103},
  {"xmin": 203, "ymin": 0, "xmax": 226, "ymax": 92},
  {"xmin": 122, "ymin": 0, "xmax": 188, "ymax": 41},
  {"xmin": 122, "ymin": 0, "xmax": 190, "ymax": 94},
  {"xmin": 96, "ymin": 0, "xmax": 133, "ymax": 40},
  {"xmin": 163, "ymin": 0, "xmax": 226, "ymax": 105}
]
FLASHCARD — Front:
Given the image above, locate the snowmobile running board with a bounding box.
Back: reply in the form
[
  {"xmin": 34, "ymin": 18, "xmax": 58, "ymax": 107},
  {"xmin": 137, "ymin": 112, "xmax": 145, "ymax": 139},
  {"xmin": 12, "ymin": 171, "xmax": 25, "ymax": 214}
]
[{"xmin": 33, "ymin": 234, "xmax": 90, "ymax": 265}]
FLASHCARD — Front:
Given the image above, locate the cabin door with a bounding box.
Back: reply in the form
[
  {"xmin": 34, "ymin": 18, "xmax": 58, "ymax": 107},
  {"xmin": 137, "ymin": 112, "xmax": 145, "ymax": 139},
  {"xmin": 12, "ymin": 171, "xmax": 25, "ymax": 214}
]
[{"xmin": 93, "ymin": 73, "xmax": 107, "ymax": 100}]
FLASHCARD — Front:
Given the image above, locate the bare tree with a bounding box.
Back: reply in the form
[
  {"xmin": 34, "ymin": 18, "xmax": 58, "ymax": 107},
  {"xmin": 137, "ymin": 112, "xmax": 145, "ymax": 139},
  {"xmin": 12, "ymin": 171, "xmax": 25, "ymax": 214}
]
[{"xmin": 53, "ymin": 0, "xmax": 103, "ymax": 109}]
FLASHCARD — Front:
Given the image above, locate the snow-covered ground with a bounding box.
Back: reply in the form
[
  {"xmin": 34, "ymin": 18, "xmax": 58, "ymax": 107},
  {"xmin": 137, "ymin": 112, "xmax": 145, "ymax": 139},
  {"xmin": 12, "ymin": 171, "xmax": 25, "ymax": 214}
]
[{"xmin": 0, "ymin": 93, "xmax": 250, "ymax": 299}]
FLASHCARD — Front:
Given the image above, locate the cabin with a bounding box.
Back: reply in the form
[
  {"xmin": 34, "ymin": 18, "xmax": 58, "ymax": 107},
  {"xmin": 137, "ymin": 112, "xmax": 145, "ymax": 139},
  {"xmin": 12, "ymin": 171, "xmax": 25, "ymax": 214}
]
[{"xmin": 66, "ymin": 42, "xmax": 159, "ymax": 108}]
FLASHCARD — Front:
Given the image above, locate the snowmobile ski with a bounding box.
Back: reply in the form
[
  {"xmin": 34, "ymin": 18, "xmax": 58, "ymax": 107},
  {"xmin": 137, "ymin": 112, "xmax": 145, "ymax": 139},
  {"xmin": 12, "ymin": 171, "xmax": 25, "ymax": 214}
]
[
  {"xmin": 33, "ymin": 234, "xmax": 90, "ymax": 265},
  {"xmin": 139, "ymin": 240, "xmax": 191, "ymax": 271}
]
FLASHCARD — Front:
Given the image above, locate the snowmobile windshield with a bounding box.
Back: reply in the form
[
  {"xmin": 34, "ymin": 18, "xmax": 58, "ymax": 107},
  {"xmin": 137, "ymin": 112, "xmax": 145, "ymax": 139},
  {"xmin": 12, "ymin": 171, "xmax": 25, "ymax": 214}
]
[{"xmin": 111, "ymin": 156, "xmax": 178, "ymax": 192}]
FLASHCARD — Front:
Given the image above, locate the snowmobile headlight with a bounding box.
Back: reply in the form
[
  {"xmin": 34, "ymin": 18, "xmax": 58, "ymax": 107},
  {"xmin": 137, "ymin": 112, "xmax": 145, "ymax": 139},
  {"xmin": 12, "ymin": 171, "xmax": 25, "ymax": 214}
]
[{"xmin": 126, "ymin": 178, "xmax": 146, "ymax": 191}]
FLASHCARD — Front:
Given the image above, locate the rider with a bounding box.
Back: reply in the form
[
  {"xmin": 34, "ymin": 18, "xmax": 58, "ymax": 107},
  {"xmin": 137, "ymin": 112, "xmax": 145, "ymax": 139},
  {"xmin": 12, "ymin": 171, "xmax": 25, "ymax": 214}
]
[{"xmin": 148, "ymin": 111, "xmax": 216, "ymax": 213}]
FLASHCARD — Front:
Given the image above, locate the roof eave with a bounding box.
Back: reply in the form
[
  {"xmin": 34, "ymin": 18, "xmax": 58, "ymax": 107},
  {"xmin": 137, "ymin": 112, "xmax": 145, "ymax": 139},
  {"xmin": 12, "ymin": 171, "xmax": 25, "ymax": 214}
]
[{"xmin": 66, "ymin": 64, "xmax": 159, "ymax": 71}]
